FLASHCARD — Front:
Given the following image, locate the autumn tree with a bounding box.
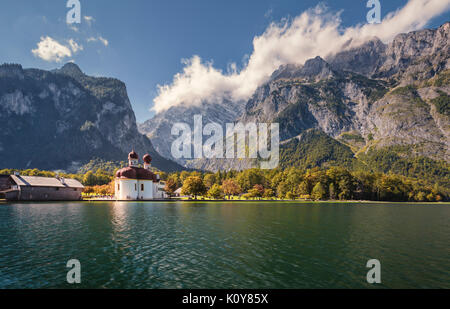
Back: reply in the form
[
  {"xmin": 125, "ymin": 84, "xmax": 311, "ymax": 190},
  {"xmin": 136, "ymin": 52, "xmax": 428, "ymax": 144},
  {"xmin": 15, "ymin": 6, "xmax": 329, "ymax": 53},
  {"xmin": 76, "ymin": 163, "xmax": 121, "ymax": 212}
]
[
  {"xmin": 181, "ymin": 176, "xmax": 207, "ymax": 199},
  {"xmin": 83, "ymin": 171, "xmax": 96, "ymax": 186},
  {"xmin": 207, "ymin": 184, "xmax": 224, "ymax": 199},
  {"xmin": 222, "ymin": 179, "xmax": 241, "ymax": 199},
  {"xmin": 164, "ymin": 178, "xmax": 178, "ymax": 197},
  {"xmin": 263, "ymin": 188, "xmax": 275, "ymax": 199},
  {"xmin": 204, "ymin": 174, "xmax": 217, "ymax": 189},
  {"xmin": 247, "ymin": 184, "xmax": 265, "ymax": 199}
]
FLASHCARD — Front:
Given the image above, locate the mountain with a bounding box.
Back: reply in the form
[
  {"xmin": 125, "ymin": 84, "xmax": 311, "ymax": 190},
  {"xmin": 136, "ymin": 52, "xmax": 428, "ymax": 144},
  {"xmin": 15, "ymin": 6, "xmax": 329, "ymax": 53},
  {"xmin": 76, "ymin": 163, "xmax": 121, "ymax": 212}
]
[
  {"xmin": 139, "ymin": 22, "xmax": 449, "ymax": 188},
  {"xmin": 138, "ymin": 98, "xmax": 245, "ymax": 166},
  {"xmin": 0, "ymin": 63, "xmax": 183, "ymax": 172},
  {"xmin": 241, "ymin": 22, "xmax": 450, "ymax": 186}
]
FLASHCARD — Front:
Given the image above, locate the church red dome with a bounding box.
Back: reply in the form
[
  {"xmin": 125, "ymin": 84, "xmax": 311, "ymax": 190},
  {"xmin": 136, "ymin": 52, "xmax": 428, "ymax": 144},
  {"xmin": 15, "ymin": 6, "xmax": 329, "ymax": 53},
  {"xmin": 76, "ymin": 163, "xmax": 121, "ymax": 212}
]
[
  {"xmin": 128, "ymin": 150, "xmax": 138, "ymax": 160},
  {"xmin": 143, "ymin": 154, "xmax": 152, "ymax": 164},
  {"xmin": 115, "ymin": 166, "xmax": 158, "ymax": 181}
]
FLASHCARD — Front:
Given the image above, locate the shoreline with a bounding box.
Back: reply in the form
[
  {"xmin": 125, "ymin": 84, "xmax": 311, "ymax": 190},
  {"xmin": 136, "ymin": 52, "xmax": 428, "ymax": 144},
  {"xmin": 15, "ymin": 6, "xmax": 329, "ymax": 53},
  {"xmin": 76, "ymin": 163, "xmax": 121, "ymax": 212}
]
[{"xmin": 1, "ymin": 198, "xmax": 449, "ymax": 205}]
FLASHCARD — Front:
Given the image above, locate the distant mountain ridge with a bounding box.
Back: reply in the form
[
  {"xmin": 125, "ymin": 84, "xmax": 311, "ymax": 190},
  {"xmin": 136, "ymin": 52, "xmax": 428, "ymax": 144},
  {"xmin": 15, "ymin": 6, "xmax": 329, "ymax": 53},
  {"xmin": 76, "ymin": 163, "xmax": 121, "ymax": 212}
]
[{"xmin": 0, "ymin": 63, "xmax": 183, "ymax": 172}]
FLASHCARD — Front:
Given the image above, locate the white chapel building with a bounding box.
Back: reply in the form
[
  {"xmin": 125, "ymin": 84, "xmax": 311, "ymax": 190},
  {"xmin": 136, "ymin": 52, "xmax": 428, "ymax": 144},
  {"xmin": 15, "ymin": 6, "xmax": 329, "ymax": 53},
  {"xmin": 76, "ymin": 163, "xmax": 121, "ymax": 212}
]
[{"xmin": 115, "ymin": 151, "xmax": 166, "ymax": 200}]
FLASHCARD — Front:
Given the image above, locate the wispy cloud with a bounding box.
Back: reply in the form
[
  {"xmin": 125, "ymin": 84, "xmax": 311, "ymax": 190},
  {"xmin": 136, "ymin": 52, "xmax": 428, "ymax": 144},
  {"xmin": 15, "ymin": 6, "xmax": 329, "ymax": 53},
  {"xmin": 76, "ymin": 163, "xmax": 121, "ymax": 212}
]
[
  {"xmin": 84, "ymin": 15, "xmax": 95, "ymax": 26},
  {"xmin": 87, "ymin": 36, "xmax": 109, "ymax": 46},
  {"xmin": 69, "ymin": 25, "xmax": 79, "ymax": 32},
  {"xmin": 153, "ymin": 0, "xmax": 450, "ymax": 113},
  {"xmin": 68, "ymin": 39, "xmax": 83, "ymax": 53}
]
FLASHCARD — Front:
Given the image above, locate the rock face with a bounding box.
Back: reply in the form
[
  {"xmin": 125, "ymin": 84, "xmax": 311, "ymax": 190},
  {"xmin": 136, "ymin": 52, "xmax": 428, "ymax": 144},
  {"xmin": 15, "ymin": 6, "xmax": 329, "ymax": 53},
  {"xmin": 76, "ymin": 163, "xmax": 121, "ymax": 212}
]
[
  {"xmin": 241, "ymin": 22, "xmax": 450, "ymax": 163},
  {"xmin": 139, "ymin": 22, "xmax": 450, "ymax": 172},
  {"xmin": 0, "ymin": 63, "xmax": 183, "ymax": 172},
  {"xmin": 138, "ymin": 98, "xmax": 245, "ymax": 166}
]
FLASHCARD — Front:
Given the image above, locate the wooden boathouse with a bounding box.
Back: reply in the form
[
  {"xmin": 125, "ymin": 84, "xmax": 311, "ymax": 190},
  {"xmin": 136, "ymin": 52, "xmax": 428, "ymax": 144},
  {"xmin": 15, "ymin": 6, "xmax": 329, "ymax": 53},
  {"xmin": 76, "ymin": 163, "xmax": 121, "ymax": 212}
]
[{"xmin": 0, "ymin": 174, "xmax": 84, "ymax": 201}]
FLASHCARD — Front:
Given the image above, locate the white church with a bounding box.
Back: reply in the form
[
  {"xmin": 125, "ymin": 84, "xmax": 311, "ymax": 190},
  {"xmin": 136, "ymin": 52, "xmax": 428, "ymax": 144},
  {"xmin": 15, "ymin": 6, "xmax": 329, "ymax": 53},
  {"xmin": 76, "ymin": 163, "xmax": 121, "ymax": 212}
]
[{"xmin": 115, "ymin": 151, "xmax": 167, "ymax": 200}]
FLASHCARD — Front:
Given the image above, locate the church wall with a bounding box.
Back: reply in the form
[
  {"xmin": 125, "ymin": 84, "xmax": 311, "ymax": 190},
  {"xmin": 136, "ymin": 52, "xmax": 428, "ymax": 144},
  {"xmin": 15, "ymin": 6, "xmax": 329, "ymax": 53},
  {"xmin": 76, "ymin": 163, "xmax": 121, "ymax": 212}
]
[
  {"xmin": 115, "ymin": 179, "xmax": 138, "ymax": 200},
  {"xmin": 137, "ymin": 180, "xmax": 154, "ymax": 200}
]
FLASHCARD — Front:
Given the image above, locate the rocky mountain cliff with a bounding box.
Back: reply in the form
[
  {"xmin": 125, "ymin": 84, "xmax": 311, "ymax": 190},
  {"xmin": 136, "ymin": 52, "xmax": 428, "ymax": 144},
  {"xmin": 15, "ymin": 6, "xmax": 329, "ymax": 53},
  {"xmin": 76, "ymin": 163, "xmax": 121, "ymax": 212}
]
[
  {"xmin": 140, "ymin": 22, "xmax": 449, "ymax": 186},
  {"xmin": 0, "ymin": 63, "xmax": 183, "ymax": 172},
  {"xmin": 243, "ymin": 22, "xmax": 449, "ymax": 160}
]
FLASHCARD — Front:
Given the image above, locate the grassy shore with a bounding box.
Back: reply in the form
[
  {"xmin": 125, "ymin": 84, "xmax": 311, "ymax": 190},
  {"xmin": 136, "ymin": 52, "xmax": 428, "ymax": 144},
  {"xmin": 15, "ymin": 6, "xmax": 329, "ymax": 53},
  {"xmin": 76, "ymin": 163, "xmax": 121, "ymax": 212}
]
[{"xmin": 82, "ymin": 198, "xmax": 450, "ymax": 205}]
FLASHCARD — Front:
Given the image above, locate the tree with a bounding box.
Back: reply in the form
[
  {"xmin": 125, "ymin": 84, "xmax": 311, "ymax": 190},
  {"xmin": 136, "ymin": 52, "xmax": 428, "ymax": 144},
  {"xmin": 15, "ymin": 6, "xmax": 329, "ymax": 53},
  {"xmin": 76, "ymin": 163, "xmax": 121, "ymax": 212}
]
[
  {"xmin": 285, "ymin": 191, "xmax": 296, "ymax": 200},
  {"xmin": 298, "ymin": 181, "xmax": 310, "ymax": 196},
  {"xmin": 263, "ymin": 188, "xmax": 275, "ymax": 199},
  {"xmin": 253, "ymin": 184, "xmax": 265, "ymax": 197},
  {"xmin": 204, "ymin": 174, "xmax": 217, "ymax": 189},
  {"xmin": 222, "ymin": 179, "xmax": 241, "ymax": 199},
  {"xmin": 158, "ymin": 172, "xmax": 168, "ymax": 181},
  {"xmin": 164, "ymin": 178, "xmax": 178, "ymax": 197},
  {"xmin": 277, "ymin": 181, "xmax": 290, "ymax": 199},
  {"xmin": 329, "ymin": 183, "xmax": 337, "ymax": 200},
  {"xmin": 247, "ymin": 185, "xmax": 264, "ymax": 200},
  {"xmin": 83, "ymin": 171, "xmax": 96, "ymax": 186},
  {"xmin": 181, "ymin": 176, "xmax": 207, "ymax": 199},
  {"xmin": 236, "ymin": 169, "xmax": 266, "ymax": 192},
  {"xmin": 207, "ymin": 184, "xmax": 224, "ymax": 200},
  {"xmin": 311, "ymin": 182, "xmax": 326, "ymax": 201},
  {"xmin": 180, "ymin": 171, "xmax": 190, "ymax": 182}
]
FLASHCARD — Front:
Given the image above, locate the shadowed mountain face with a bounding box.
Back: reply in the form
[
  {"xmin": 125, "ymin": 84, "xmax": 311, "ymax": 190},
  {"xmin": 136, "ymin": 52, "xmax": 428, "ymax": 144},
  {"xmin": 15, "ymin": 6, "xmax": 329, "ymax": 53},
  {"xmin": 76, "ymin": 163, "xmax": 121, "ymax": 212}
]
[
  {"xmin": 0, "ymin": 63, "xmax": 183, "ymax": 172},
  {"xmin": 139, "ymin": 23, "xmax": 449, "ymax": 185}
]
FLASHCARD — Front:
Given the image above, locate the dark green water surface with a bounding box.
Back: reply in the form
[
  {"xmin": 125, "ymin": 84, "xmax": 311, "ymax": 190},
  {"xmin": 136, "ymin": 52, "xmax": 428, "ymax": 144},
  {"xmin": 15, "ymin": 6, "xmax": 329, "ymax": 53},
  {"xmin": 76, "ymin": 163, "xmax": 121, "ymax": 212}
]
[{"xmin": 0, "ymin": 202, "xmax": 448, "ymax": 288}]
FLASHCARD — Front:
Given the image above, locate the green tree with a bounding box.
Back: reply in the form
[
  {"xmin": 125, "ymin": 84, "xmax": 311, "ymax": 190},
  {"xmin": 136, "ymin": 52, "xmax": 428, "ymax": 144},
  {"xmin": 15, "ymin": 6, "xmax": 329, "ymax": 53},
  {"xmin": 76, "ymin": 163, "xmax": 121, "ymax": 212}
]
[
  {"xmin": 329, "ymin": 183, "xmax": 337, "ymax": 200},
  {"xmin": 311, "ymin": 182, "xmax": 326, "ymax": 201},
  {"xmin": 285, "ymin": 191, "xmax": 296, "ymax": 200},
  {"xmin": 298, "ymin": 181, "xmax": 310, "ymax": 195},
  {"xmin": 236, "ymin": 169, "xmax": 266, "ymax": 192},
  {"xmin": 277, "ymin": 181, "xmax": 290, "ymax": 199}
]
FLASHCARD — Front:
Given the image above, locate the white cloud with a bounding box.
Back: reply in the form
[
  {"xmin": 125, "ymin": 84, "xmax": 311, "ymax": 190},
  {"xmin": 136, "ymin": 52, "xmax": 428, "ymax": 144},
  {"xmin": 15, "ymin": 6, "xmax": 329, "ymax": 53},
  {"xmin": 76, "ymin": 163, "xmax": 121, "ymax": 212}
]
[
  {"xmin": 87, "ymin": 36, "xmax": 109, "ymax": 46},
  {"xmin": 153, "ymin": 0, "xmax": 450, "ymax": 113},
  {"xmin": 32, "ymin": 36, "xmax": 72, "ymax": 62}
]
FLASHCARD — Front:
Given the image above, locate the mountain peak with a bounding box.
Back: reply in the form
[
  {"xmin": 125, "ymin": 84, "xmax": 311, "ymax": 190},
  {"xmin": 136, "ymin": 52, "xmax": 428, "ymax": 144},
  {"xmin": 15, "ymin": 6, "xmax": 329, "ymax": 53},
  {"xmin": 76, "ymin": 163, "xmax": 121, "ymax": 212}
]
[
  {"xmin": 271, "ymin": 56, "xmax": 335, "ymax": 81},
  {"xmin": 56, "ymin": 62, "xmax": 84, "ymax": 78}
]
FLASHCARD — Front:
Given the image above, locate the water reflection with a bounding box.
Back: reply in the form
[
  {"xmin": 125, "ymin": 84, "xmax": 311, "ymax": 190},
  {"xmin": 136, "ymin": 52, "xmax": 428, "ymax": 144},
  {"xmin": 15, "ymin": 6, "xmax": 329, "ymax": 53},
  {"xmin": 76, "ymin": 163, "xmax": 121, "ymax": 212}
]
[{"xmin": 0, "ymin": 202, "xmax": 448, "ymax": 288}]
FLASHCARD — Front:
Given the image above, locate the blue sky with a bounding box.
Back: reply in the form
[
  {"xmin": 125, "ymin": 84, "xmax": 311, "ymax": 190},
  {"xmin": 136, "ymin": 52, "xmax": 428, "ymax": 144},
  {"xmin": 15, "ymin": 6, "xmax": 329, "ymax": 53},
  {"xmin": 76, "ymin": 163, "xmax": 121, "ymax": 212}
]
[{"xmin": 0, "ymin": 0, "xmax": 448, "ymax": 122}]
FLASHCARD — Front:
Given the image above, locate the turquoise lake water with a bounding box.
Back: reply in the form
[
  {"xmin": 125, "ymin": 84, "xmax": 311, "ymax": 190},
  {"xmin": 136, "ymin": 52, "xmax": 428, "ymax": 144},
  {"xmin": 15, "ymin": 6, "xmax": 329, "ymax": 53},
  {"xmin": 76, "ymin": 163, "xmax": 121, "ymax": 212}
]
[{"xmin": 0, "ymin": 201, "xmax": 449, "ymax": 288}]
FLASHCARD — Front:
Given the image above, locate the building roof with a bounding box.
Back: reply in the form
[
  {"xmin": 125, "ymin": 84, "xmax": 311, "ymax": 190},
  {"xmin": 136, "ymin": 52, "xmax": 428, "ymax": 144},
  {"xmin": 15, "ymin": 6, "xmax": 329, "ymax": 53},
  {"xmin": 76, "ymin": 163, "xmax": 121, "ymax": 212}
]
[
  {"xmin": 115, "ymin": 166, "xmax": 158, "ymax": 181},
  {"xmin": 10, "ymin": 175, "xmax": 84, "ymax": 189},
  {"xmin": 143, "ymin": 154, "xmax": 152, "ymax": 164},
  {"xmin": 62, "ymin": 178, "xmax": 85, "ymax": 189},
  {"xmin": 128, "ymin": 150, "xmax": 139, "ymax": 160}
]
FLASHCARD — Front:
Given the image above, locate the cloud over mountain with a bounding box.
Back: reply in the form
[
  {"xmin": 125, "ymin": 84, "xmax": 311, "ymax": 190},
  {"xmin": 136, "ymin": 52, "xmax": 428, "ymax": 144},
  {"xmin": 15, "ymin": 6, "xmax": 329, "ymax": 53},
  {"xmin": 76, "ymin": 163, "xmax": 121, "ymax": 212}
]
[
  {"xmin": 31, "ymin": 36, "xmax": 73, "ymax": 63},
  {"xmin": 152, "ymin": 0, "xmax": 450, "ymax": 113}
]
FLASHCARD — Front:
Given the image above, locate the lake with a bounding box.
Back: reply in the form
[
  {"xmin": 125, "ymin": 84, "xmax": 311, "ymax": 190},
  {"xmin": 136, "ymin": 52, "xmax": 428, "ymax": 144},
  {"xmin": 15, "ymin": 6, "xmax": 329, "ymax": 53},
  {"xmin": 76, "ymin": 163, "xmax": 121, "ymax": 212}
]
[{"xmin": 0, "ymin": 201, "xmax": 448, "ymax": 289}]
